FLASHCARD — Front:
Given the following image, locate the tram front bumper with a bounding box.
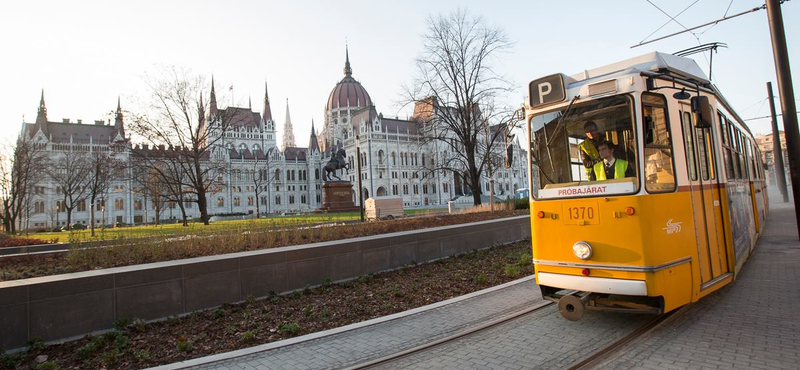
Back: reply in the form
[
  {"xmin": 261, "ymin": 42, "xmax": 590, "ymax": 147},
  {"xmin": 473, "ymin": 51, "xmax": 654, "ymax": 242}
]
[{"xmin": 537, "ymin": 272, "xmax": 647, "ymax": 296}]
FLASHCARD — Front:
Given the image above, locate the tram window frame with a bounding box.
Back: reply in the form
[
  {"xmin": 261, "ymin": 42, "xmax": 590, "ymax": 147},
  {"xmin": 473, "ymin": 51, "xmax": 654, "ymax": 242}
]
[
  {"xmin": 642, "ymin": 93, "xmax": 677, "ymax": 193},
  {"xmin": 718, "ymin": 112, "xmax": 735, "ymax": 180},
  {"xmin": 527, "ymin": 94, "xmax": 640, "ymax": 200},
  {"xmin": 681, "ymin": 111, "xmax": 698, "ymax": 181},
  {"xmin": 730, "ymin": 123, "xmax": 742, "ymax": 179},
  {"xmin": 736, "ymin": 129, "xmax": 747, "ymax": 179}
]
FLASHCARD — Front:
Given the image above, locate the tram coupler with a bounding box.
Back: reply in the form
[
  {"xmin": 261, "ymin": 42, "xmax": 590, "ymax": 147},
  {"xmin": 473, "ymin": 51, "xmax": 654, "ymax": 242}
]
[{"xmin": 557, "ymin": 292, "xmax": 593, "ymax": 321}]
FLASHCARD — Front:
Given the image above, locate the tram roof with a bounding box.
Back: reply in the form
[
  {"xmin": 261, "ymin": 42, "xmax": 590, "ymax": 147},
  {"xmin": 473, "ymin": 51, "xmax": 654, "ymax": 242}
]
[{"xmin": 568, "ymin": 52, "xmax": 709, "ymax": 85}]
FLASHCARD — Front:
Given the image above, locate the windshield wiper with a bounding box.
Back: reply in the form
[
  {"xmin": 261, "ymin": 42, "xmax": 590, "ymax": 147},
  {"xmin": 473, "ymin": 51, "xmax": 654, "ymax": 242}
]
[{"xmin": 541, "ymin": 95, "xmax": 580, "ymax": 183}]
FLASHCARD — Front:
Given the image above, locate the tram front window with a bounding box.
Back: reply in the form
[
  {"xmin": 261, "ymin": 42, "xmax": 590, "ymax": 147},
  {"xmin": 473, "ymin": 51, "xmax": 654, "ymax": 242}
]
[{"xmin": 530, "ymin": 95, "xmax": 638, "ymax": 199}]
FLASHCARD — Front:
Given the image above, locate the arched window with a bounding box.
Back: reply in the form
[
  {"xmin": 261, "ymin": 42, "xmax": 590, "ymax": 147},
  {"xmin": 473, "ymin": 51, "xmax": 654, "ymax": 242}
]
[
  {"xmin": 378, "ymin": 150, "xmax": 385, "ymax": 164},
  {"xmin": 275, "ymin": 169, "xmax": 281, "ymax": 181},
  {"xmin": 422, "ymin": 153, "xmax": 426, "ymax": 167},
  {"xmin": 391, "ymin": 152, "xmax": 396, "ymax": 166}
]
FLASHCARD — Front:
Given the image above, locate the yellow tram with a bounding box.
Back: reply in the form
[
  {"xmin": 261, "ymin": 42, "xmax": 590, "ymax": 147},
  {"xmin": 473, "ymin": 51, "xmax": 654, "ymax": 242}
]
[{"xmin": 524, "ymin": 52, "xmax": 768, "ymax": 320}]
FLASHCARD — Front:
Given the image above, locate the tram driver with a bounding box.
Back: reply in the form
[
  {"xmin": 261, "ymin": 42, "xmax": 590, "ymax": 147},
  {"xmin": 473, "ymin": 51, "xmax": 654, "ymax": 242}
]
[
  {"xmin": 592, "ymin": 141, "xmax": 635, "ymax": 181},
  {"xmin": 578, "ymin": 121, "xmax": 603, "ymax": 181}
]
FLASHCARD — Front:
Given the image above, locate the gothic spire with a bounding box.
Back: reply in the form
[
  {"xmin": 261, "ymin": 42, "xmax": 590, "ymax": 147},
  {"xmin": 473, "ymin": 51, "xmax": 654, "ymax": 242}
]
[
  {"xmin": 114, "ymin": 97, "xmax": 125, "ymax": 138},
  {"xmin": 343, "ymin": 44, "xmax": 352, "ymax": 77},
  {"xmin": 309, "ymin": 118, "xmax": 320, "ymax": 152},
  {"xmin": 209, "ymin": 75, "xmax": 218, "ymax": 115},
  {"xmin": 262, "ymin": 81, "xmax": 273, "ymax": 122},
  {"xmin": 33, "ymin": 89, "xmax": 49, "ymax": 137},
  {"xmin": 281, "ymin": 98, "xmax": 296, "ymax": 151},
  {"xmin": 38, "ymin": 89, "xmax": 47, "ymax": 117}
]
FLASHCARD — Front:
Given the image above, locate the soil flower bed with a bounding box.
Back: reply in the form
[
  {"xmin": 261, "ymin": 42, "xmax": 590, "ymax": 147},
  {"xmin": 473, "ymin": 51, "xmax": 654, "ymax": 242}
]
[
  {"xmin": 0, "ymin": 237, "xmax": 56, "ymax": 249},
  {"xmin": 0, "ymin": 240, "xmax": 535, "ymax": 370},
  {"xmin": 0, "ymin": 210, "xmax": 525, "ymax": 282}
]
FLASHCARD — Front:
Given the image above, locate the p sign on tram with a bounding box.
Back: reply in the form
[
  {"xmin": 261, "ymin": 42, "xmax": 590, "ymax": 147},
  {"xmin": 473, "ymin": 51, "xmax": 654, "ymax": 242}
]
[{"xmin": 529, "ymin": 74, "xmax": 566, "ymax": 108}]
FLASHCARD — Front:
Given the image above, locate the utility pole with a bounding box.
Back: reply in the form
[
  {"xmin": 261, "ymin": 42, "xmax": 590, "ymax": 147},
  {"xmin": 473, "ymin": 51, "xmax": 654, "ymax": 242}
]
[
  {"xmin": 766, "ymin": 0, "xmax": 800, "ymax": 239},
  {"xmin": 767, "ymin": 82, "xmax": 789, "ymax": 202}
]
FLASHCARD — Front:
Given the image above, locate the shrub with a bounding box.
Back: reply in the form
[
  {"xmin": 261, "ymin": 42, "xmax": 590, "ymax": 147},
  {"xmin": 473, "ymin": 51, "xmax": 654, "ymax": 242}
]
[
  {"xmin": 76, "ymin": 341, "xmax": 100, "ymax": 359},
  {"xmin": 473, "ymin": 273, "xmax": 488, "ymax": 284},
  {"xmin": 518, "ymin": 253, "xmax": 532, "ymax": 267},
  {"xmin": 0, "ymin": 350, "xmax": 24, "ymax": 368},
  {"xmin": 176, "ymin": 338, "xmax": 193, "ymax": 352},
  {"xmin": 26, "ymin": 336, "xmax": 45, "ymax": 351},
  {"xmin": 277, "ymin": 322, "xmax": 300, "ymax": 335},
  {"xmin": 240, "ymin": 330, "xmax": 256, "ymax": 343},
  {"xmin": 504, "ymin": 263, "xmax": 521, "ymax": 277}
]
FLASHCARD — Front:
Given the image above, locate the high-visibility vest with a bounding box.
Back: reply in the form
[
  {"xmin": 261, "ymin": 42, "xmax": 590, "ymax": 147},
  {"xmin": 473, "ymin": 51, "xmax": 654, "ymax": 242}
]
[
  {"xmin": 578, "ymin": 140, "xmax": 600, "ymax": 174},
  {"xmin": 593, "ymin": 159, "xmax": 629, "ymax": 180}
]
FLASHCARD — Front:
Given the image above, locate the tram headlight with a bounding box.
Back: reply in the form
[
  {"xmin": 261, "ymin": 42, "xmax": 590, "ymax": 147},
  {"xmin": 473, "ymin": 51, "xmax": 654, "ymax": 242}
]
[{"xmin": 572, "ymin": 241, "xmax": 593, "ymax": 260}]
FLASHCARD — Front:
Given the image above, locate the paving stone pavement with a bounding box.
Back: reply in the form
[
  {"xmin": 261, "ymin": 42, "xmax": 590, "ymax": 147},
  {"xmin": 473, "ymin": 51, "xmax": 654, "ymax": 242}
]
[
  {"xmin": 594, "ymin": 188, "xmax": 800, "ymax": 370},
  {"xmin": 159, "ymin": 276, "xmax": 543, "ymax": 370},
  {"xmin": 372, "ymin": 303, "xmax": 652, "ymax": 370}
]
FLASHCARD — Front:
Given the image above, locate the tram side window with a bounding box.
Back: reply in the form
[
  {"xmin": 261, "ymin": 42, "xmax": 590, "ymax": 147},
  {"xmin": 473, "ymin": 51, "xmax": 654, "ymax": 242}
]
[
  {"xmin": 718, "ymin": 113, "xmax": 735, "ymax": 179},
  {"xmin": 729, "ymin": 123, "xmax": 742, "ymax": 179},
  {"xmin": 681, "ymin": 111, "xmax": 698, "ymax": 181},
  {"xmin": 736, "ymin": 129, "xmax": 748, "ymax": 179},
  {"xmin": 696, "ymin": 123, "xmax": 711, "ymax": 181},
  {"xmin": 642, "ymin": 93, "xmax": 676, "ymax": 192}
]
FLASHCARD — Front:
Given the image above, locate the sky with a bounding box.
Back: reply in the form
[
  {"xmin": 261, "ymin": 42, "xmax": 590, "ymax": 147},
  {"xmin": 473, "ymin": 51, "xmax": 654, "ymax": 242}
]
[{"xmin": 2, "ymin": 0, "xmax": 798, "ymax": 149}]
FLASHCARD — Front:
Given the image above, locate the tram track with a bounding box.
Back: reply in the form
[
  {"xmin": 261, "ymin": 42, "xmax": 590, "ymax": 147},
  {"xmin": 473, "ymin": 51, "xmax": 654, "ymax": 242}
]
[
  {"xmin": 564, "ymin": 308, "xmax": 682, "ymax": 370},
  {"xmin": 347, "ymin": 298, "xmax": 689, "ymax": 370},
  {"xmin": 343, "ymin": 300, "xmax": 556, "ymax": 370}
]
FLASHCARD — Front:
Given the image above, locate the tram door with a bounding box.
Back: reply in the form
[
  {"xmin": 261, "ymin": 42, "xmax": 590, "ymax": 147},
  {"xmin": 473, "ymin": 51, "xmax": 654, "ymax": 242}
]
[{"xmin": 680, "ymin": 105, "xmax": 729, "ymax": 286}]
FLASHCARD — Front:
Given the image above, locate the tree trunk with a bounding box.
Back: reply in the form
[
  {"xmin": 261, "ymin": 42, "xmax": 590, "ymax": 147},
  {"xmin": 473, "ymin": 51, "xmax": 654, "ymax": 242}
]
[
  {"xmin": 178, "ymin": 201, "xmax": 188, "ymax": 227},
  {"xmin": 90, "ymin": 200, "xmax": 96, "ymax": 236}
]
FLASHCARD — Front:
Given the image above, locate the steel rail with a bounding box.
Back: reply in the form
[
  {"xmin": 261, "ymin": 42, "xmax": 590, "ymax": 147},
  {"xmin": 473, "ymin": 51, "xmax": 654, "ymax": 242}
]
[
  {"xmin": 343, "ymin": 300, "xmax": 555, "ymax": 370},
  {"xmin": 565, "ymin": 305, "xmax": 690, "ymax": 370}
]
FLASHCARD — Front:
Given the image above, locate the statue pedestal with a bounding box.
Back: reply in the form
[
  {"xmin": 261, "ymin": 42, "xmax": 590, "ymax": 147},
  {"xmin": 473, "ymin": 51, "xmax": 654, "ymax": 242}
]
[{"xmin": 319, "ymin": 181, "xmax": 360, "ymax": 212}]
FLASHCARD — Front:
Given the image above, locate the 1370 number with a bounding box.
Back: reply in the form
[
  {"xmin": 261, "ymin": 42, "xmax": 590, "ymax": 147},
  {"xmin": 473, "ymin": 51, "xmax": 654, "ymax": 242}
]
[{"xmin": 567, "ymin": 206, "xmax": 595, "ymax": 220}]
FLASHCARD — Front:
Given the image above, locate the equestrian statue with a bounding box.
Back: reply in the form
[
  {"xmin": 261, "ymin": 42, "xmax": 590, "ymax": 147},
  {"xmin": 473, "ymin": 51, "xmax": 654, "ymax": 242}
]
[{"xmin": 324, "ymin": 148, "xmax": 350, "ymax": 181}]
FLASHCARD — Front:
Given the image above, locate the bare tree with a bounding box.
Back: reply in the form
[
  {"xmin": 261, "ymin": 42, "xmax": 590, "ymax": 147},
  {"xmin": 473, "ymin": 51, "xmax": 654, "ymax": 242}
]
[
  {"xmin": 47, "ymin": 149, "xmax": 92, "ymax": 230},
  {"xmin": 405, "ymin": 10, "xmax": 514, "ymax": 205},
  {"xmin": 129, "ymin": 66, "xmax": 240, "ymax": 225},
  {"xmin": 86, "ymin": 150, "xmax": 124, "ymax": 236},
  {"xmin": 130, "ymin": 149, "xmax": 187, "ymax": 226},
  {"xmin": 251, "ymin": 150, "xmax": 277, "ymax": 218},
  {"xmin": 1, "ymin": 138, "xmax": 46, "ymax": 233}
]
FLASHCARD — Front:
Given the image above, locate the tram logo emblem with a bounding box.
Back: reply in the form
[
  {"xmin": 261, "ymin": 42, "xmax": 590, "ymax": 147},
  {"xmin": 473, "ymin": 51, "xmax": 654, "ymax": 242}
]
[{"xmin": 663, "ymin": 219, "xmax": 682, "ymax": 234}]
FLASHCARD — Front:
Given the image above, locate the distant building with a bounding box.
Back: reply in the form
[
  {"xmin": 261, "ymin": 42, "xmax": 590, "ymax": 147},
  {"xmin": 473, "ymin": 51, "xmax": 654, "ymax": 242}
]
[
  {"xmin": 754, "ymin": 131, "xmax": 790, "ymax": 186},
  {"xmin": 319, "ymin": 46, "xmax": 530, "ymax": 206},
  {"xmin": 17, "ymin": 46, "xmax": 529, "ymax": 230}
]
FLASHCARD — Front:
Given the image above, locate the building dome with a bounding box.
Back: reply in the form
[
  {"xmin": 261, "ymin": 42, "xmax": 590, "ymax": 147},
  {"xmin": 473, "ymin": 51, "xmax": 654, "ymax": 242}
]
[{"xmin": 326, "ymin": 47, "xmax": 372, "ymax": 111}]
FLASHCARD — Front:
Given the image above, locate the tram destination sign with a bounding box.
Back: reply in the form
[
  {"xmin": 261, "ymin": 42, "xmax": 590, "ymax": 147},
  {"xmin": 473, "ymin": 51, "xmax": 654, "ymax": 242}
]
[{"xmin": 529, "ymin": 74, "xmax": 566, "ymax": 108}]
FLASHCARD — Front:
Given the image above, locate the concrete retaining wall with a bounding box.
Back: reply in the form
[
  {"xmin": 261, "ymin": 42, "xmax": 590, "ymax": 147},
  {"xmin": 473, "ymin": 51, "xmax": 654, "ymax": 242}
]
[{"xmin": 0, "ymin": 215, "xmax": 530, "ymax": 350}]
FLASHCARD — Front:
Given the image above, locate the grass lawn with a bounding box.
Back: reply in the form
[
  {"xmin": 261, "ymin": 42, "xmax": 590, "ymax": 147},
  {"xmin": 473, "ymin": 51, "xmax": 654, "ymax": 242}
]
[
  {"xmin": 23, "ymin": 212, "xmax": 361, "ymax": 243},
  {"xmin": 19, "ymin": 208, "xmax": 456, "ymax": 244}
]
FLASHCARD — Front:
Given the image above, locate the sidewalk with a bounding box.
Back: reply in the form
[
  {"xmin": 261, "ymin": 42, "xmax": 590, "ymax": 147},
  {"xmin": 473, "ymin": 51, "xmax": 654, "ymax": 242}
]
[{"xmin": 597, "ymin": 187, "xmax": 800, "ymax": 369}]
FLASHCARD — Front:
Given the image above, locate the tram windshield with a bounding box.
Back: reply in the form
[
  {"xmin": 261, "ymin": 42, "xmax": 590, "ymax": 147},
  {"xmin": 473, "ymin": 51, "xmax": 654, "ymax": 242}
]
[{"xmin": 529, "ymin": 94, "xmax": 638, "ymax": 199}]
